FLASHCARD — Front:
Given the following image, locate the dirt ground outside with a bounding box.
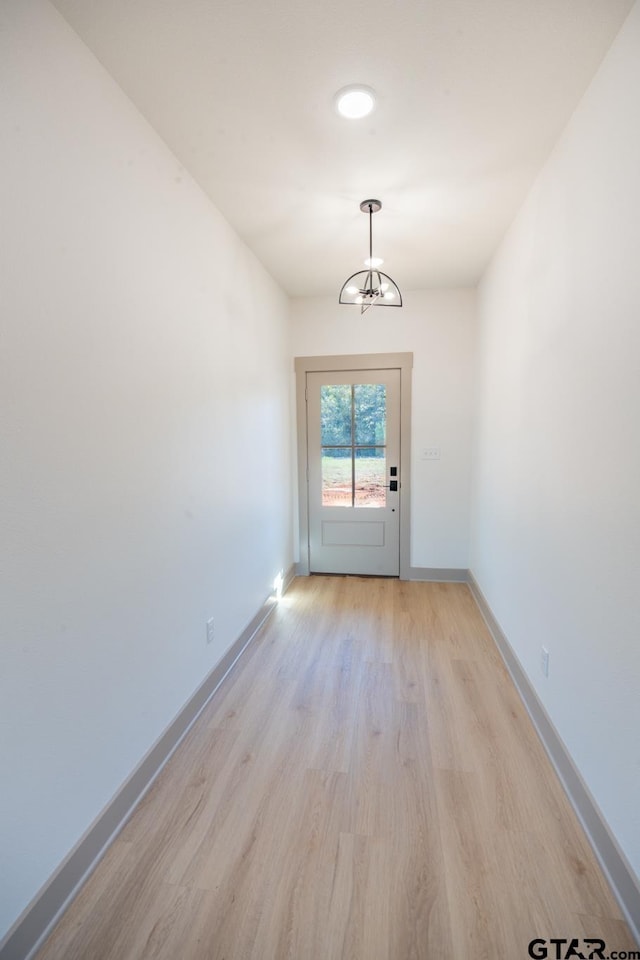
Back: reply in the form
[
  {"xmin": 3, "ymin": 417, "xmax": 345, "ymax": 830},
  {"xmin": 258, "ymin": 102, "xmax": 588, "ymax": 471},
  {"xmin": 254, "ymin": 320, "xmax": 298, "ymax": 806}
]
[{"xmin": 321, "ymin": 455, "xmax": 386, "ymax": 508}]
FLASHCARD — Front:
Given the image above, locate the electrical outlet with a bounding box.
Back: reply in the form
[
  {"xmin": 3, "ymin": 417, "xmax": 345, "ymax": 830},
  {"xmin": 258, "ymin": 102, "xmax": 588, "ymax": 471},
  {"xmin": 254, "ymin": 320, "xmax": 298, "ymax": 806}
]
[
  {"xmin": 422, "ymin": 446, "xmax": 441, "ymax": 460},
  {"xmin": 541, "ymin": 646, "xmax": 550, "ymax": 678},
  {"xmin": 206, "ymin": 618, "xmax": 215, "ymax": 645}
]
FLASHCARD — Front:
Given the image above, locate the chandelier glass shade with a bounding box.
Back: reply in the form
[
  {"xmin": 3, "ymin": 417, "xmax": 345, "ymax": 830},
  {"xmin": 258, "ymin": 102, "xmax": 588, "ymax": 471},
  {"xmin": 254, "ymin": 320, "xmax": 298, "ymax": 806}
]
[{"xmin": 339, "ymin": 200, "xmax": 402, "ymax": 314}]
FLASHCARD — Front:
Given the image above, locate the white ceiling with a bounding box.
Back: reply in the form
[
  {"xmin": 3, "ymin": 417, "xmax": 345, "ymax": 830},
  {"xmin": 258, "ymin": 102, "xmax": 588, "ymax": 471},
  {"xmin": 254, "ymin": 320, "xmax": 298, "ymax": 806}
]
[{"xmin": 52, "ymin": 0, "xmax": 633, "ymax": 297}]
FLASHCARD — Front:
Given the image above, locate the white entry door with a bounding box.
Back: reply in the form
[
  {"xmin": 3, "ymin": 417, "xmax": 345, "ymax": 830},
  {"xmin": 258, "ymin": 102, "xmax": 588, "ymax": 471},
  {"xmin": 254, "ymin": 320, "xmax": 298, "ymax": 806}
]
[{"xmin": 306, "ymin": 369, "xmax": 401, "ymax": 576}]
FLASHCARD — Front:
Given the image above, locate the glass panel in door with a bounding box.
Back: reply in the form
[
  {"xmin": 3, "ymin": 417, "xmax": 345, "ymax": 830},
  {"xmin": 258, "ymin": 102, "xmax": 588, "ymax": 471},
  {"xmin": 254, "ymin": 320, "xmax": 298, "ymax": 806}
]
[{"xmin": 319, "ymin": 383, "xmax": 387, "ymax": 509}]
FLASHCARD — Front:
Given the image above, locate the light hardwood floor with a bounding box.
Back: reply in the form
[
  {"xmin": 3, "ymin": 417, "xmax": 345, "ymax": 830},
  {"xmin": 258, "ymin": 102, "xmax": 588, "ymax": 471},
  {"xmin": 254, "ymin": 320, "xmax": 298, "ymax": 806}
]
[{"xmin": 35, "ymin": 577, "xmax": 636, "ymax": 959}]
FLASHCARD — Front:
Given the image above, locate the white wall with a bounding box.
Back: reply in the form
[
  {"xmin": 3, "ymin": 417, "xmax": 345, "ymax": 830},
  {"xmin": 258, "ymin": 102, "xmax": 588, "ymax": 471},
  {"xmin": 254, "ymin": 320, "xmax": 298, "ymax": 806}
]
[
  {"xmin": 471, "ymin": 2, "xmax": 640, "ymax": 881},
  {"xmin": 292, "ymin": 290, "xmax": 476, "ymax": 569},
  {"xmin": 0, "ymin": 0, "xmax": 292, "ymax": 940}
]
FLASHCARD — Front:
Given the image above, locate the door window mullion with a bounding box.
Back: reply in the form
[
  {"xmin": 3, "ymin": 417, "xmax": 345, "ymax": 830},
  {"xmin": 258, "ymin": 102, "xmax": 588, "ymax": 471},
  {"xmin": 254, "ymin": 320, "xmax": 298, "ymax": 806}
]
[{"xmin": 350, "ymin": 384, "xmax": 356, "ymax": 508}]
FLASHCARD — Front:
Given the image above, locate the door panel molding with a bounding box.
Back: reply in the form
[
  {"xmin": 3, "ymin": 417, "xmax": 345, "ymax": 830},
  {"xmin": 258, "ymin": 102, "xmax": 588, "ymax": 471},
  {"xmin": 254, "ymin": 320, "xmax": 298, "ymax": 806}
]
[{"xmin": 294, "ymin": 352, "xmax": 413, "ymax": 579}]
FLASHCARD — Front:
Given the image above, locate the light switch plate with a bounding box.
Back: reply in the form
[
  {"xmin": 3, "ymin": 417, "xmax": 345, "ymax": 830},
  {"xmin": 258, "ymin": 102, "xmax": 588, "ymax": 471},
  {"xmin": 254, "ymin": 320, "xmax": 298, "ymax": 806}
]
[{"xmin": 422, "ymin": 447, "xmax": 441, "ymax": 460}]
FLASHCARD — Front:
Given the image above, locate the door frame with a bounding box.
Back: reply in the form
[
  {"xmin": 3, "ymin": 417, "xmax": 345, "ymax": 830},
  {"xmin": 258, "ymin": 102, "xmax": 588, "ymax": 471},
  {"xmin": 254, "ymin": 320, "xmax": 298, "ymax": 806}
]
[{"xmin": 294, "ymin": 352, "xmax": 413, "ymax": 579}]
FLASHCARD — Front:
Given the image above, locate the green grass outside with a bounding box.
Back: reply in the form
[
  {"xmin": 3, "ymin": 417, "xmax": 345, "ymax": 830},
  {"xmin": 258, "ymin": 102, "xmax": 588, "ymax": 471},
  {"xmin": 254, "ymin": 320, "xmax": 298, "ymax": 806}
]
[{"xmin": 321, "ymin": 455, "xmax": 385, "ymax": 485}]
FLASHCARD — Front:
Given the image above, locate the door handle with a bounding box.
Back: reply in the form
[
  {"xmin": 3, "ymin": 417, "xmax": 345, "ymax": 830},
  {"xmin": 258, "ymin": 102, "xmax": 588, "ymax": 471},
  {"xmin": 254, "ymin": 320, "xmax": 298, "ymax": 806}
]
[{"xmin": 384, "ymin": 480, "xmax": 398, "ymax": 491}]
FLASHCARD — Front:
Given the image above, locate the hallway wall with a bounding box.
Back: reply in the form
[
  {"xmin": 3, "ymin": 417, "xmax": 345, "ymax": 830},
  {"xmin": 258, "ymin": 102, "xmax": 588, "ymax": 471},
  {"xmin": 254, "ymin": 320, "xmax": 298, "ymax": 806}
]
[
  {"xmin": 291, "ymin": 289, "xmax": 476, "ymax": 570},
  {"xmin": 0, "ymin": 0, "xmax": 292, "ymax": 940},
  {"xmin": 470, "ymin": 1, "xmax": 640, "ymax": 884}
]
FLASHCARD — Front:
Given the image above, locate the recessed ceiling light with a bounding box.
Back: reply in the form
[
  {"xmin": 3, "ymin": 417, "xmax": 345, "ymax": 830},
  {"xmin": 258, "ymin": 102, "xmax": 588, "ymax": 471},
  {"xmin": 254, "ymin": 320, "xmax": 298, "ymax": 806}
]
[{"xmin": 334, "ymin": 85, "xmax": 376, "ymax": 119}]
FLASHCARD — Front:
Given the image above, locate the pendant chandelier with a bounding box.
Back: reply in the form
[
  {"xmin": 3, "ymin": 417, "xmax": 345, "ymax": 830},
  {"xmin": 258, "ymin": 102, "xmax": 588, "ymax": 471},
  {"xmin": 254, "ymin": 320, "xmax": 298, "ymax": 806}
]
[{"xmin": 339, "ymin": 199, "xmax": 402, "ymax": 314}]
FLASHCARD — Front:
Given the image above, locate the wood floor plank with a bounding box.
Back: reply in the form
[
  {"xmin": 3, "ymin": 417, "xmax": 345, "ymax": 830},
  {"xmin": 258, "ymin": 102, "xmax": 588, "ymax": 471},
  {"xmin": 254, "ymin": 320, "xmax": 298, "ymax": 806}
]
[{"xmin": 34, "ymin": 577, "xmax": 637, "ymax": 959}]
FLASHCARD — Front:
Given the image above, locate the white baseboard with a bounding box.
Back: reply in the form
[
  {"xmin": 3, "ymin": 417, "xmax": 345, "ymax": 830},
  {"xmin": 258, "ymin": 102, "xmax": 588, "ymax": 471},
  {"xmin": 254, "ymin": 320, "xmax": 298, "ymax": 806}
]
[
  {"xmin": 0, "ymin": 565, "xmax": 296, "ymax": 960},
  {"xmin": 408, "ymin": 566, "xmax": 468, "ymax": 582},
  {"xmin": 293, "ymin": 565, "xmax": 468, "ymax": 582},
  {"xmin": 468, "ymin": 571, "xmax": 640, "ymax": 946}
]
